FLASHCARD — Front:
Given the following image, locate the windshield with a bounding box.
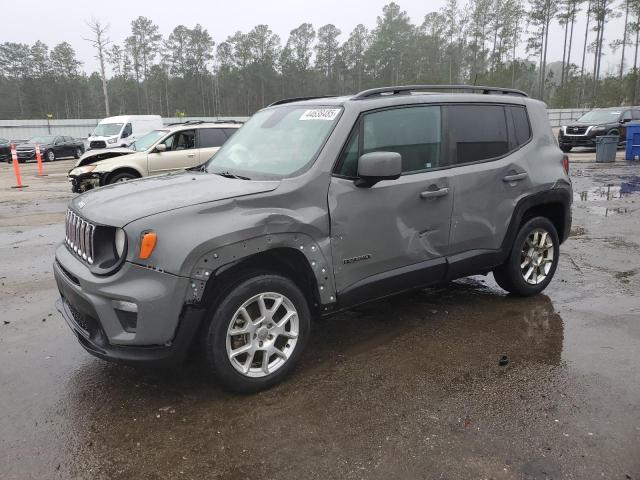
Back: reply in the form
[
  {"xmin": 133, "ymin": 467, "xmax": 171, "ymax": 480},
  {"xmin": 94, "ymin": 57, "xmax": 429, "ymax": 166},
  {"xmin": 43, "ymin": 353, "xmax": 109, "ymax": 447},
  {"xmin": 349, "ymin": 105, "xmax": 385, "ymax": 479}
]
[
  {"xmin": 206, "ymin": 106, "xmax": 342, "ymax": 177},
  {"xmin": 28, "ymin": 135, "xmax": 56, "ymax": 143},
  {"xmin": 91, "ymin": 123, "xmax": 124, "ymax": 137},
  {"xmin": 577, "ymin": 110, "xmax": 620, "ymax": 124},
  {"xmin": 131, "ymin": 130, "xmax": 168, "ymax": 151}
]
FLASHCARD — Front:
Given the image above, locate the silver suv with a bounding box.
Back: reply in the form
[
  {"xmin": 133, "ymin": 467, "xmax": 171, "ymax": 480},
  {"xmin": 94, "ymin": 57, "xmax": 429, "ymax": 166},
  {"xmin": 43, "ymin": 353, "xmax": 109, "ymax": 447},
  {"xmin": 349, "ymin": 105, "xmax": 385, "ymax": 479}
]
[{"xmin": 54, "ymin": 85, "xmax": 572, "ymax": 392}]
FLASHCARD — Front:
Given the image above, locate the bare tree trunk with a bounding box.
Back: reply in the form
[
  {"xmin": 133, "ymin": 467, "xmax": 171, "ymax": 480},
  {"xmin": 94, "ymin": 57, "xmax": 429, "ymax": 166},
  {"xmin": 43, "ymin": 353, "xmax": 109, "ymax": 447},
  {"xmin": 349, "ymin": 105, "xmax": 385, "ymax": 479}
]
[
  {"xmin": 566, "ymin": 2, "xmax": 577, "ymax": 96},
  {"xmin": 560, "ymin": 8, "xmax": 570, "ymax": 90},
  {"xmin": 578, "ymin": 0, "xmax": 592, "ymax": 106},
  {"xmin": 620, "ymin": 0, "xmax": 629, "ymax": 79},
  {"xmin": 84, "ymin": 19, "xmax": 111, "ymax": 116},
  {"xmin": 633, "ymin": 18, "xmax": 640, "ymax": 104}
]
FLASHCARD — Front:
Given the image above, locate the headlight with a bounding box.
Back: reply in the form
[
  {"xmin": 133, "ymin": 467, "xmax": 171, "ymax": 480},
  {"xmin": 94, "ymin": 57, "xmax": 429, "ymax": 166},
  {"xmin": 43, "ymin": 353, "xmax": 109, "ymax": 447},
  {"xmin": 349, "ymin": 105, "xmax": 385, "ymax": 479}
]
[
  {"xmin": 73, "ymin": 165, "xmax": 96, "ymax": 175},
  {"xmin": 591, "ymin": 126, "xmax": 606, "ymax": 132},
  {"xmin": 114, "ymin": 228, "xmax": 126, "ymax": 257},
  {"xmin": 107, "ymin": 138, "xmax": 117, "ymax": 144}
]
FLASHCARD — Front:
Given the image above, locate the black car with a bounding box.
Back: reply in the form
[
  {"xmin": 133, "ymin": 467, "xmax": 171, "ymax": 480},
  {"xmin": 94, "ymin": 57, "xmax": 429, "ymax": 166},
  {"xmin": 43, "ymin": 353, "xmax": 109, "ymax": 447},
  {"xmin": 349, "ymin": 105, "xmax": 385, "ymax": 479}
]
[
  {"xmin": 559, "ymin": 107, "xmax": 640, "ymax": 152},
  {"xmin": 14, "ymin": 135, "xmax": 85, "ymax": 163},
  {"xmin": 0, "ymin": 137, "xmax": 10, "ymax": 162}
]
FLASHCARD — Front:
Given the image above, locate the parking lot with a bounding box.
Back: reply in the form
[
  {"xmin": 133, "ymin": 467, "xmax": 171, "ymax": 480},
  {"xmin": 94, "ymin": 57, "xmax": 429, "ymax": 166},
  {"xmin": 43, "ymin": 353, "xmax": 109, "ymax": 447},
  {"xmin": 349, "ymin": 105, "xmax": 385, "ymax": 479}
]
[{"xmin": 1, "ymin": 149, "xmax": 639, "ymax": 479}]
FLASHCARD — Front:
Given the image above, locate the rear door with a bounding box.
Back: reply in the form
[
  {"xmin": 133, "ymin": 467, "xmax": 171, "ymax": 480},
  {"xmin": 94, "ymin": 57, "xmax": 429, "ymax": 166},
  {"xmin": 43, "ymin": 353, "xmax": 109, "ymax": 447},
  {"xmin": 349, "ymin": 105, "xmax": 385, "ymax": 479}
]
[
  {"xmin": 329, "ymin": 105, "xmax": 453, "ymax": 299},
  {"xmin": 197, "ymin": 127, "xmax": 228, "ymax": 164},
  {"xmin": 447, "ymin": 103, "xmax": 532, "ymax": 258},
  {"xmin": 147, "ymin": 129, "xmax": 197, "ymax": 174}
]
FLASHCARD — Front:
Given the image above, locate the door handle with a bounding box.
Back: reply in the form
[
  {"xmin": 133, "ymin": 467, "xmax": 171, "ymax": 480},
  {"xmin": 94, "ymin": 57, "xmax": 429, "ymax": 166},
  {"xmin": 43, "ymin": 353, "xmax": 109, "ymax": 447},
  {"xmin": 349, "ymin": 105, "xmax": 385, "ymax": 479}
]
[
  {"xmin": 420, "ymin": 187, "xmax": 449, "ymax": 199},
  {"xmin": 187, "ymin": 153, "xmax": 195, "ymax": 158},
  {"xmin": 503, "ymin": 172, "xmax": 528, "ymax": 182}
]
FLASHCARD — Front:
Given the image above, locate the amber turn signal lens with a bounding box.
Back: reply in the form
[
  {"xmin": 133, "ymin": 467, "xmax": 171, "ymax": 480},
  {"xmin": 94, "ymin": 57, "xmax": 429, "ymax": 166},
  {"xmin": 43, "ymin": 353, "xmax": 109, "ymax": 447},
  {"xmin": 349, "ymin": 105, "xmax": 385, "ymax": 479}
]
[{"xmin": 139, "ymin": 232, "xmax": 157, "ymax": 259}]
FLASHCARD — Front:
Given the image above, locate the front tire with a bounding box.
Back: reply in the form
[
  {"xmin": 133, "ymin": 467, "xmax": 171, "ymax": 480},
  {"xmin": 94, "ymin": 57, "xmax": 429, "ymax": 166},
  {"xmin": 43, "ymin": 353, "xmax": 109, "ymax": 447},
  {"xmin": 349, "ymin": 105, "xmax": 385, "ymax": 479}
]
[
  {"xmin": 204, "ymin": 273, "xmax": 311, "ymax": 393},
  {"xmin": 46, "ymin": 150, "xmax": 55, "ymax": 162},
  {"xmin": 74, "ymin": 147, "xmax": 83, "ymax": 159},
  {"xmin": 107, "ymin": 171, "xmax": 137, "ymax": 184},
  {"xmin": 493, "ymin": 217, "xmax": 560, "ymax": 297}
]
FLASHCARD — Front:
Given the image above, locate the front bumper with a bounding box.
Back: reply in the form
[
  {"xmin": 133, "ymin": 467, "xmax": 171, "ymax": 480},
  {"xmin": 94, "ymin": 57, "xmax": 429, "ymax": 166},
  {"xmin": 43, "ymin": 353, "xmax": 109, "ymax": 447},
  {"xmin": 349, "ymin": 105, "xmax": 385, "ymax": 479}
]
[
  {"xmin": 54, "ymin": 244, "xmax": 205, "ymax": 365},
  {"xmin": 558, "ymin": 133, "xmax": 597, "ymax": 148},
  {"xmin": 69, "ymin": 171, "xmax": 107, "ymax": 193}
]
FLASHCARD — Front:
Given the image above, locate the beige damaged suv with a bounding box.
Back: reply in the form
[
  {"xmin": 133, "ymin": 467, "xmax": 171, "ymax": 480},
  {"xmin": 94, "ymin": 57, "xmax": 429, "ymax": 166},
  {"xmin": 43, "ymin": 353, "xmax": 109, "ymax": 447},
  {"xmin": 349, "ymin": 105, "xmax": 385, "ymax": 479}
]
[{"xmin": 69, "ymin": 120, "xmax": 242, "ymax": 192}]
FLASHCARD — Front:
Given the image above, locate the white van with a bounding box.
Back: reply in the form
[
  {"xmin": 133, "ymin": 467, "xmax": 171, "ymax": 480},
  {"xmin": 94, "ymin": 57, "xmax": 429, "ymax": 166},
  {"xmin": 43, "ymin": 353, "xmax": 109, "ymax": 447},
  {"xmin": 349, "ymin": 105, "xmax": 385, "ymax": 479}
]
[{"xmin": 87, "ymin": 115, "xmax": 163, "ymax": 150}]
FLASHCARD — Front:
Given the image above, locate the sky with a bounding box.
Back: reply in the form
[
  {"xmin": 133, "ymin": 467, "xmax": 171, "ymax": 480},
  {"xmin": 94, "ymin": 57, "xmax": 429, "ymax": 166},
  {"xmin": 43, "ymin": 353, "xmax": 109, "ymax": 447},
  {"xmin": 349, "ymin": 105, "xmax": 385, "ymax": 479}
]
[{"xmin": 1, "ymin": 0, "xmax": 630, "ymax": 77}]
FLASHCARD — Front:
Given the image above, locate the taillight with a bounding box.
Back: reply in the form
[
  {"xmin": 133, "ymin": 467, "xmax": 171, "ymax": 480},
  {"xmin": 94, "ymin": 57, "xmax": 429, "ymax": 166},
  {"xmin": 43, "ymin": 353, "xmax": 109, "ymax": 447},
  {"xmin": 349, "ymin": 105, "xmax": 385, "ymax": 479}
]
[{"xmin": 562, "ymin": 154, "xmax": 569, "ymax": 174}]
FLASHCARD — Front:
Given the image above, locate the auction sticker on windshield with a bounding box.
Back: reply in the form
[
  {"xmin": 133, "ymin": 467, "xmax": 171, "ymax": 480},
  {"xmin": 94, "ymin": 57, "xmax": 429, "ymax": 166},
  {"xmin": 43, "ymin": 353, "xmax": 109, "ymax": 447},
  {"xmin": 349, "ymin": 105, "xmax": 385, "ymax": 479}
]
[{"xmin": 300, "ymin": 109, "xmax": 341, "ymax": 121}]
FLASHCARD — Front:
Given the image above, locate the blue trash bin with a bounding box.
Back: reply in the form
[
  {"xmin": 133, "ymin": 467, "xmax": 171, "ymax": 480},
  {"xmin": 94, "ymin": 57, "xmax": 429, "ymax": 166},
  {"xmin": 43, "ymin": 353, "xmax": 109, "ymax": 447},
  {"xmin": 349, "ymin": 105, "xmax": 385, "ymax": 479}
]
[{"xmin": 626, "ymin": 121, "xmax": 640, "ymax": 161}]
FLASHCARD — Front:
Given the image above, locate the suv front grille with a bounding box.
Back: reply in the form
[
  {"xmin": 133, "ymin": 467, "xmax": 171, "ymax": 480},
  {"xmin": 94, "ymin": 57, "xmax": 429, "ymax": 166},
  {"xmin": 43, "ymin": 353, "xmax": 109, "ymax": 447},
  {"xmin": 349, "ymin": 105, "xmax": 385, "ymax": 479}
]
[
  {"xmin": 90, "ymin": 140, "xmax": 106, "ymax": 149},
  {"xmin": 565, "ymin": 126, "xmax": 588, "ymax": 135},
  {"xmin": 65, "ymin": 209, "xmax": 96, "ymax": 264}
]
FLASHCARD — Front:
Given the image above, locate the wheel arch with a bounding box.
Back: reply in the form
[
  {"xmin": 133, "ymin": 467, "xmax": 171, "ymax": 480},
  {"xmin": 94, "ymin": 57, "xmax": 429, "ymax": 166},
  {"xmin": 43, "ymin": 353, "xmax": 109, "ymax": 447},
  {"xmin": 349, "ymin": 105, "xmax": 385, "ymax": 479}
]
[
  {"xmin": 186, "ymin": 233, "xmax": 337, "ymax": 315},
  {"xmin": 502, "ymin": 188, "xmax": 572, "ymax": 256}
]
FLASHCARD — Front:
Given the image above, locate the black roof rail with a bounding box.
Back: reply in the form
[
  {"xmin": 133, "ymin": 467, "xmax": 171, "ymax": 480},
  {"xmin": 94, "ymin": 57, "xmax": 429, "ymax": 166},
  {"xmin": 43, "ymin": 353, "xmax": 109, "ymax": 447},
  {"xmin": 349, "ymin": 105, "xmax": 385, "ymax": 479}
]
[
  {"xmin": 167, "ymin": 119, "xmax": 244, "ymax": 126},
  {"xmin": 268, "ymin": 95, "xmax": 338, "ymax": 107},
  {"xmin": 167, "ymin": 119, "xmax": 207, "ymax": 126},
  {"xmin": 352, "ymin": 85, "xmax": 529, "ymax": 100}
]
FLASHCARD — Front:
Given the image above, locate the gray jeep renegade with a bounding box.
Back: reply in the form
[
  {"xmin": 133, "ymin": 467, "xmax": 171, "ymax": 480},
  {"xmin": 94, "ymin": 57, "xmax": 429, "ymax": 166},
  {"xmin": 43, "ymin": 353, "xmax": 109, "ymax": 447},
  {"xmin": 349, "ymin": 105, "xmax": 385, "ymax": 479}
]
[{"xmin": 54, "ymin": 85, "xmax": 572, "ymax": 392}]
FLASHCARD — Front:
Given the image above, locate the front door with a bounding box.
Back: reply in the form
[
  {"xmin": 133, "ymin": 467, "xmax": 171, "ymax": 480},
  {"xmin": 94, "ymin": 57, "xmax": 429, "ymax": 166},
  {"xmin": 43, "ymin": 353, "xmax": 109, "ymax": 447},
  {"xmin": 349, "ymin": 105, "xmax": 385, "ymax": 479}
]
[
  {"xmin": 328, "ymin": 105, "xmax": 453, "ymax": 302},
  {"xmin": 148, "ymin": 129, "xmax": 198, "ymax": 174}
]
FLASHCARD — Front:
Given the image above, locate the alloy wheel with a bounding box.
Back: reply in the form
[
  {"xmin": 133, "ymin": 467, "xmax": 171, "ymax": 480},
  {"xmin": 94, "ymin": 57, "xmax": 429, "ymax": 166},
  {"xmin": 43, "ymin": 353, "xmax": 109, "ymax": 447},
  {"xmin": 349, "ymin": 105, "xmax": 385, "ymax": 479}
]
[
  {"xmin": 225, "ymin": 292, "xmax": 299, "ymax": 378},
  {"xmin": 520, "ymin": 228, "xmax": 554, "ymax": 285}
]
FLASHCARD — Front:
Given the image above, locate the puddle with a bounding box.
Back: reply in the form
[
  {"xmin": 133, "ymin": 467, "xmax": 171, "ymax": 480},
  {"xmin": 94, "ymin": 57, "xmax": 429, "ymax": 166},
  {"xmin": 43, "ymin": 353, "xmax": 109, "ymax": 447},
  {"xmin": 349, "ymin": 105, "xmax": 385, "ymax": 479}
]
[
  {"xmin": 575, "ymin": 179, "xmax": 640, "ymax": 202},
  {"xmin": 587, "ymin": 206, "xmax": 632, "ymax": 216}
]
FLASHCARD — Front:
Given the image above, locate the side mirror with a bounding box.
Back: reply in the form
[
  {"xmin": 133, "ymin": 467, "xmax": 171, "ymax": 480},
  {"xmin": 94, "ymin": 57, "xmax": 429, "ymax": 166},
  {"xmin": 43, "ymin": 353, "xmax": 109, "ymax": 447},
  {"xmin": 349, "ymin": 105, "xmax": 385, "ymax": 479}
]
[
  {"xmin": 355, "ymin": 151, "xmax": 402, "ymax": 187},
  {"xmin": 621, "ymin": 118, "xmax": 631, "ymax": 124},
  {"xmin": 155, "ymin": 143, "xmax": 167, "ymax": 153}
]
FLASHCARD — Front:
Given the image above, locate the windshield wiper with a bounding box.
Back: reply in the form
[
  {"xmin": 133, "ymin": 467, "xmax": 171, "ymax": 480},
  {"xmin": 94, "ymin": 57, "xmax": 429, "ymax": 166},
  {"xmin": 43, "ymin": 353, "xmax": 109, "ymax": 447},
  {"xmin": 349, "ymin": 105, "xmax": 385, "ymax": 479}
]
[{"xmin": 212, "ymin": 171, "xmax": 251, "ymax": 180}]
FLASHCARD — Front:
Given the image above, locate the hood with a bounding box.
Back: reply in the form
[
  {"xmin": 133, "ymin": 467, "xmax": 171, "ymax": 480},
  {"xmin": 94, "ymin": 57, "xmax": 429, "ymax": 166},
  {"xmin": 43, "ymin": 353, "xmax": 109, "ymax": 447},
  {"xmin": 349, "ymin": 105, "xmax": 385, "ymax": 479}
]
[
  {"xmin": 16, "ymin": 142, "xmax": 50, "ymax": 149},
  {"xmin": 74, "ymin": 147, "xmax": 134, "ymax": 167},
  {"xmin": 69, "ymin": 171, "xmax": 281, "ymax": 226}
]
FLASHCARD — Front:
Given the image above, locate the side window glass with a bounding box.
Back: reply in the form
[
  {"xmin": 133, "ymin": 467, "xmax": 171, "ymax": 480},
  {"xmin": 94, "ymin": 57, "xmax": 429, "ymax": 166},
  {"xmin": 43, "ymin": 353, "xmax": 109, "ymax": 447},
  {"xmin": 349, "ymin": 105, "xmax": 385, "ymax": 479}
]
[
  {"xmin": 162, "ymin": 133, "xmax": 176, "ymax": 151},
  {"xmin": 448, "ymin": 105, "xmax": 509, "ymax": 164},
  {"xmin": 223, "ymin": 128, "xmax": 239, "ymax": 138},
  {"xmin": 511, "ymin": 106, "xmax": 532, "ymax": 146},
  {"xmin": 199, "ymin": 128, "xmax": 227, "ymax": 148},
  {"xmin": 123, "ymin": 123, "xmax": 132, "ymax": 137},
  {"xmin": 175, "ymin": 130, "xmax": 195, "ymax": 150},
  {"xmin": 336, "ymin": 130, "xmax": 360, "ymax": 177},
  {"xmin": 362, "ymin": 106, "xmax": 442, "ymax": 173},
  {"xmin": 633, "ymin": 110, "xmax": 640, "ymax": 120},
  {"xmin": 621, "ymin": 111, "xmax": 632, "ymax": 121}
]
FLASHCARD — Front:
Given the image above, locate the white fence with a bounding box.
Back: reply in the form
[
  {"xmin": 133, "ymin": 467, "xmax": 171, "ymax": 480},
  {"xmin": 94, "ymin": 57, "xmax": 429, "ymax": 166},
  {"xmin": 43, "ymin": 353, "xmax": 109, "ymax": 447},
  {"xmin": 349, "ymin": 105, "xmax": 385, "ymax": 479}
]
[
  {"xmin": 0, "ymin": 109, "xmax": 588, "ymax": 142},
  {"xmin": 0, "ymin": 117, "xmax": 248, "ymax": 142},
  {"xmin": 546, "ymin": 108, "xmax": 590, "ymax": 128}
]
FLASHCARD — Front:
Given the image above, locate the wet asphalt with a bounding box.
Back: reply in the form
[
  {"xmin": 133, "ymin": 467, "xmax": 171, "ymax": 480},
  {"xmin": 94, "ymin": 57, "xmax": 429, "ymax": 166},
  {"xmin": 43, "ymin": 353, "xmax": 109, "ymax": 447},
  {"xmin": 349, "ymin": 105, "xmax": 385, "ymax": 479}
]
[{"xmin": 1, "ymin": 152, "xmax": 639, "ymax": 479}]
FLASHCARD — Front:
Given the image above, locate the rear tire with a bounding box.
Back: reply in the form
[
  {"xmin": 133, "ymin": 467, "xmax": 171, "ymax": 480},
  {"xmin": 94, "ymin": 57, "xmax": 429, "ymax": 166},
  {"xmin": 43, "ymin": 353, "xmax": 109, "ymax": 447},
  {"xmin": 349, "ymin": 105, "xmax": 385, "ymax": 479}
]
[
  {"xmin": 493, "ymin": 217, "xmax": 560, "ymax": 297},
  {"xmin": 46, "ymin": 150, "xmax": 55, "ymax": 162},
  {"xmin": 74, "ymin": 147, "xmax": 83, "ymax": 159},
  {"xmin": 203, "ymin": 273, "xmax": 311, "ymax": 393}
]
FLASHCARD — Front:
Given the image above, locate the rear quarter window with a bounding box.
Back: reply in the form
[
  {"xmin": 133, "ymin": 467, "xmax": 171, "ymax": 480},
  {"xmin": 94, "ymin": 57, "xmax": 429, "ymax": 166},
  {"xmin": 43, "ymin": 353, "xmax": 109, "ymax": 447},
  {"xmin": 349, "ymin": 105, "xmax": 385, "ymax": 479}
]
[{"xmin": 510, "ymin": 106, "xmax": 532, "ymax": 146}]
